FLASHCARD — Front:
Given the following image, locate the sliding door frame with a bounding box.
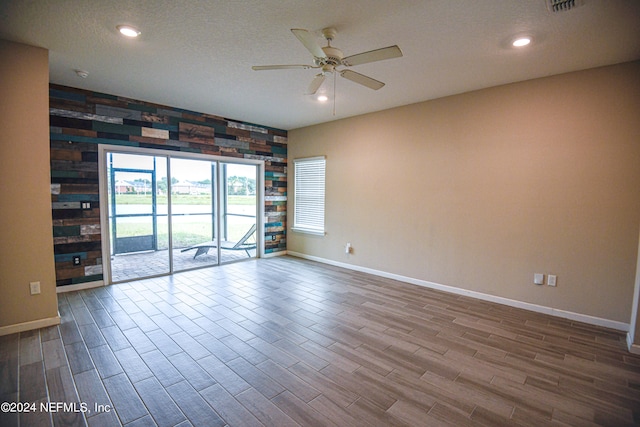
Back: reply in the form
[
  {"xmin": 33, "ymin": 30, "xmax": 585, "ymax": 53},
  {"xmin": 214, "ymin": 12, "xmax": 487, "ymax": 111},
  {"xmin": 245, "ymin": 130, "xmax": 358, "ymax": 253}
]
[{"xmin": 98, "ymin": 144, "xmax": 265, "ymax": 285}]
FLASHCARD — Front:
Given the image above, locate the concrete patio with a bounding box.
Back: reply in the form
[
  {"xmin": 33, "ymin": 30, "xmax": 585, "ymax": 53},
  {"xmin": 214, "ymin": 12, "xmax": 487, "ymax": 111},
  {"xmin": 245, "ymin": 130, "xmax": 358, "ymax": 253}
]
[{"xmin": 110, "ymin": 247, "xmax": 255, "ymax": 283}]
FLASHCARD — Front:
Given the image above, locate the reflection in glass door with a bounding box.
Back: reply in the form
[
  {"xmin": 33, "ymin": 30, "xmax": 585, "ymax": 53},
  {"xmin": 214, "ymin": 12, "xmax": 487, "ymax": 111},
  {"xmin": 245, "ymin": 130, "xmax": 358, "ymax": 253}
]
[{"xmin": 104, "ymin": 149, "xmax": 260, "ymax": 283}]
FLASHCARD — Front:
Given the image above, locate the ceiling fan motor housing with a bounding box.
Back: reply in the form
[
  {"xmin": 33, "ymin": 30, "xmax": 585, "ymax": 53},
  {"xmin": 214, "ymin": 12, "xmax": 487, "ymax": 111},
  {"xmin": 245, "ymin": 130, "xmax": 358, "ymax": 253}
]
[{"xmin": 321, "ymin": 46, "xmax": 344, "ymax": 67}]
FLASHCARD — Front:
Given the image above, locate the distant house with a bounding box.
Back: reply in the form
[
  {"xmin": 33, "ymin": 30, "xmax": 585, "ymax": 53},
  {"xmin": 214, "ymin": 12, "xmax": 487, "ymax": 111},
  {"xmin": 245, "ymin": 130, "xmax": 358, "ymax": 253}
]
[
  {"xmin": 172, "ymin": 181, "xmax": 211, "ymax": 195},
  {"xmin": 114, "ymin": 180, "xmax": 152, "ymax": 194},
  {"xmin": 133, "ymin": 181, "xmax": 151, "ymax": 194},
  {"xmin": 114, "ymin": 180, "xmax": 135, "ymax": 194}
]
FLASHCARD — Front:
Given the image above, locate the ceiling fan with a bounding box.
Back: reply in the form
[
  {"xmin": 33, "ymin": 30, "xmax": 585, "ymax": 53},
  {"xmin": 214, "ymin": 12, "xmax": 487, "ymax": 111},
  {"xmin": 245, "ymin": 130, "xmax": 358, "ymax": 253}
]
[{"xmin": 252, "ymin": 27, "xmax": 402, "ymax": 95}]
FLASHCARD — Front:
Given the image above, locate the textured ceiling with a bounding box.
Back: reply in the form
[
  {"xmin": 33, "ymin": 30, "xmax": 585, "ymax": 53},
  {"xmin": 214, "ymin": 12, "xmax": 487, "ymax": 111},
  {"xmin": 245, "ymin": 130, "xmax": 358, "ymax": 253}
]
[{"xmin": 1, "ymin": 0, "xmax": 639, "ymax": 130}]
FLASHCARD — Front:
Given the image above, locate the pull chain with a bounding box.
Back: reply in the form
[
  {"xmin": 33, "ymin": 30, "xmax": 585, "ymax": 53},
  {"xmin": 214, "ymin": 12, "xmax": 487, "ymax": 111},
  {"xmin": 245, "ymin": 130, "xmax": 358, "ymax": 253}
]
[{"xmin": 333, "ymin": 71, "xmax": 337, "ymax": 116}]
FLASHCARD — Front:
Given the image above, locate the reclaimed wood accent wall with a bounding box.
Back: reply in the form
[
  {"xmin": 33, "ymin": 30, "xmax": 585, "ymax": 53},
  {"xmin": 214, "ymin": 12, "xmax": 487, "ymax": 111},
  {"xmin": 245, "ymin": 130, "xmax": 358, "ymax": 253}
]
[{"xmin": 50, "ymin": 84, "xmax": 287, "ymax": 287}]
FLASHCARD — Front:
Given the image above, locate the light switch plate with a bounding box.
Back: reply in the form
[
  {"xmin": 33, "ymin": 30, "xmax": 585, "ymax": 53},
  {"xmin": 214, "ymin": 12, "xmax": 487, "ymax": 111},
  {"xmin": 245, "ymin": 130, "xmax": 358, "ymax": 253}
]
[
  {"xmin": 534, "ymin": 273, "xmax": 544, "ymax": 285},
  {"xmin": 30, "ymin": 281, "xmax": 41, "ymax": 295},
  {"xmin": 548, "ymin": 275, "xmax": 557, "ymax": 286}
]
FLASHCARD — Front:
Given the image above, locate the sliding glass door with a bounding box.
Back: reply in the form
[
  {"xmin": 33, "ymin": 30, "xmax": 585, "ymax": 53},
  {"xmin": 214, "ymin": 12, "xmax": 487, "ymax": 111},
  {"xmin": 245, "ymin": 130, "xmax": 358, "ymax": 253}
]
[
  {"xmin": 107, "ymin": 153, "xmax": 169, "ymax": 282},
  {"xmin": 103, "ymin": 148, "xmax": 260, "ymax": 283},
  {"xmin": 220, "ymin": 163, "xmax": 257, "ymax": 264},
  {"xmin": 170, "ymin": 158, "xmax": 217, "ymax": 272}
]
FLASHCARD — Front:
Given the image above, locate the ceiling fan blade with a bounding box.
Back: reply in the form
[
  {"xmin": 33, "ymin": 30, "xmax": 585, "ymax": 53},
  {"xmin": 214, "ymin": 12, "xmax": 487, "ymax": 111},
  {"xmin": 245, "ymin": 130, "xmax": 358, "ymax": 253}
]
[
  {"xmin": 340, "ymin": 70, "xmax": 385, "ymax": 90},
  {"xmin": 291, "ymin": 29, "xmax": 327, "ymax": 60},
  {"xmin": 252, "ymin": 64, "xmax": 312, "ymax": 71},
  {"xmin": 342, "ymin": 45, "xmax": 403, "ymax": 67},
  {"xmin": 307, "ymin": 74, "xmax": 326, "ymax": 95}
]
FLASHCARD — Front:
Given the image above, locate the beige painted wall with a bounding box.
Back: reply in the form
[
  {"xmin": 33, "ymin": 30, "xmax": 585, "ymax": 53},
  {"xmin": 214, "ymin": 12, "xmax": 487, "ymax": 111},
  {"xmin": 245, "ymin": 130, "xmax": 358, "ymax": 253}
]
[
  {"xmin": 288, "ymin": 61, "xmax": 640, "ymax": 324},
  {"xmin": 0, "ymin": 40, "xmax": 59, "ymax": 330},
  {"xmin": 631, "ymin": 228, "xmax": 640, "ymax": 346}
]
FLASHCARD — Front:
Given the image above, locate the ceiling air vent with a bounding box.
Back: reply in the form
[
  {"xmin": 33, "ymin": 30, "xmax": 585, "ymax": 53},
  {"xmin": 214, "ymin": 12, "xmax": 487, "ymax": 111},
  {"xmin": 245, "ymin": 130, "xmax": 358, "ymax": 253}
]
[{"xmin": 547, "ymin": 0, "xmax": 584, "ymax": 12}]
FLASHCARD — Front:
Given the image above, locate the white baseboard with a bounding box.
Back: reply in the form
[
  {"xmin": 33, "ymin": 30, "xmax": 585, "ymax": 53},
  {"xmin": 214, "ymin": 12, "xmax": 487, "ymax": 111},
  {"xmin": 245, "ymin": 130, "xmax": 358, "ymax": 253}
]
[
  {"xmin": 56, "ymin": 280, "xmax": 105, "ymax": 293},
  {"xmin": 627, "ymin": 333, "xmax": 640, "ymax": 354},
  {"xmin": 287, "ymin": 251, "xmax": 629, "ymax": 332},
  {"xmin": 0, "ymin": 315, "xmax": 61, "ymax": 336},
  {"xmin": 262, "ymin": 250, "xmax": 288, "ymax": 259}
]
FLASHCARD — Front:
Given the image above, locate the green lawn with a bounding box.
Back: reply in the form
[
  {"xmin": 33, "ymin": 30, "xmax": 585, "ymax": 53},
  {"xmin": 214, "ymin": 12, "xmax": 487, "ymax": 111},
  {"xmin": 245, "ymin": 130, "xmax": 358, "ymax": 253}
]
[
  {"xmin": 113, "ymin": 220, "xmax": 254, "ymax": 249},
  {"xmin": 114, "ymin": 194, "xmax": 255, "ymax": 205},
  {"xmin": 111, "ymin": 194, "xmax": 256, "ymax": 248}
]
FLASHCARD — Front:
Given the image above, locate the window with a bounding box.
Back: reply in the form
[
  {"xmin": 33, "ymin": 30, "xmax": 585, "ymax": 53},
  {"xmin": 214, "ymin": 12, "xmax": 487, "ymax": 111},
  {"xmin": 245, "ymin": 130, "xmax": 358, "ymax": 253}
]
[{"xmin": 293, "ymin": 156, "xmax": 326, "ymax": 235}]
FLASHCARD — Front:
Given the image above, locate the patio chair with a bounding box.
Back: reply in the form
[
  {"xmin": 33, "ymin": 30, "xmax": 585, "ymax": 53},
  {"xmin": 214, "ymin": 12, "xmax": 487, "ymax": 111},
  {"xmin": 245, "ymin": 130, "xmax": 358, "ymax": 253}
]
[{"xmin": 180, "ymin": 224, "xmax": 257, "ymax": 259}]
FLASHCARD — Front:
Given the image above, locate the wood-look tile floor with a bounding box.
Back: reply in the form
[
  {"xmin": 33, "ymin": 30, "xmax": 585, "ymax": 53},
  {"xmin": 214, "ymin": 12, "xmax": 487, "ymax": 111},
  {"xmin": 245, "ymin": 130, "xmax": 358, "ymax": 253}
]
[{"xmin": 2, "ymin": 256, "xmax": 640, "ymax": 426}]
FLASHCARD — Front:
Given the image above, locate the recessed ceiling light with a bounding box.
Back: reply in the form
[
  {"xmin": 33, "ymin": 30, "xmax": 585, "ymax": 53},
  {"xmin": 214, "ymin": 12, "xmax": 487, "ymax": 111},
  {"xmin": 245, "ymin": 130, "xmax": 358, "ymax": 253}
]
[
  {"xmin": 512, "ymin": 37, "xmax": 531, "ymax": 47},
  {"xmin": 317, "ymin": 95, "xmax": 328, "ymax": 102},
  {"xmin": 117, "ymin": 25, "xmax": 141, "ymax": 38}
]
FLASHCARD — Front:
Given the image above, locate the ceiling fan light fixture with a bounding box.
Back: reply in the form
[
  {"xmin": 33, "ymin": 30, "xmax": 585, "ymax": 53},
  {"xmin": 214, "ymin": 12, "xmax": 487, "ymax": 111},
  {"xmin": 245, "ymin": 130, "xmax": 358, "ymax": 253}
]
[
  {"xmin": 512, "ymin": 37, "xmax": 532, "ymax": 47},
  {"xmin": 117, "ymin": 25, "xmax": 141, "ymax": 38}
]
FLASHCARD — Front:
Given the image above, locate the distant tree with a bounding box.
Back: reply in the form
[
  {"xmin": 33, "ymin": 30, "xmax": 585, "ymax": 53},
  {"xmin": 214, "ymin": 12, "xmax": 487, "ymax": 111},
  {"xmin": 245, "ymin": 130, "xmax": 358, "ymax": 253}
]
[
  {"xmin": 227, "ymin": 176, "xmax": 243, "ymax": 195},
  {"xmin": 158, "ymin": 177, "xmax": 168, "ymax": 193},
  {"xmin": 246, "ymin": 178, "xmax": 256, "ymax": 195},
  {"xmin": 157, "ymin": 176, "xmax": 179, "ymax": 194},
  {"xmin": 227, "ymin": 176, "xmax": 256, "ymax": 195}
]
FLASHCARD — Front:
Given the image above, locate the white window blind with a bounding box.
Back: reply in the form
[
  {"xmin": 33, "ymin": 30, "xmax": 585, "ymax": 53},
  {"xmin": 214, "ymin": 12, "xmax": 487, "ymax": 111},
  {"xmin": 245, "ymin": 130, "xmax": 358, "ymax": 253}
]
[{"xmin": 293, "ymin": 156, "xmax": 326, "ymax": 235}]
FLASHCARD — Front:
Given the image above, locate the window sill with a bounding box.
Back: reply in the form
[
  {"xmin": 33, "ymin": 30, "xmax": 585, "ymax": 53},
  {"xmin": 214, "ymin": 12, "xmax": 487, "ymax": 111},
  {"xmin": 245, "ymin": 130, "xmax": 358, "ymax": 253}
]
[{"xmin": 291, "ymin": 227, "xmax": 325, "ymax": 236}]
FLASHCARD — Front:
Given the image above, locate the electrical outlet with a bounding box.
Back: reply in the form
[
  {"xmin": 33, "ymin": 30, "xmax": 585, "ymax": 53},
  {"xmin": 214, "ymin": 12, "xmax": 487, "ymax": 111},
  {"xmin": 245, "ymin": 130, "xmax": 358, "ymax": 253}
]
[
  {"xmin": 547, "ymin": 275, "xmax": 557, "ymax": 287},
  {"xmin": 30, "ymin": 281, "xmax": 41, "ymax": 295},
  {"xmin": 73, "ymin": 256, "xmax": 81, "ymax": 266}
]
